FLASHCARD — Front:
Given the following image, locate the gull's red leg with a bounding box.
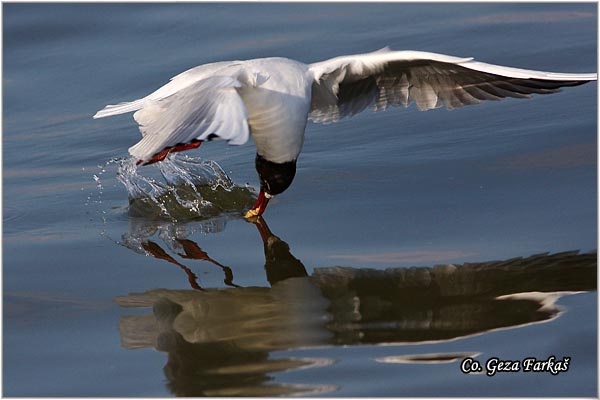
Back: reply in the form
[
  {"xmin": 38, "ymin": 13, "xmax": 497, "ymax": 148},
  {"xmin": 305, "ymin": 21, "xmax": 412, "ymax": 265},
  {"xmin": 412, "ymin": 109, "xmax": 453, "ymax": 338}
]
[
  {"xmin": 137, "ymin": 147, "xmax": 172, "ymax": 166},
  {"xmin": 137, "ymin": 140, "xmax": 203, "ymax": 166},
  {"xmin": 169, "ymin": 140, "xmax": 202, "ymax": 153}
]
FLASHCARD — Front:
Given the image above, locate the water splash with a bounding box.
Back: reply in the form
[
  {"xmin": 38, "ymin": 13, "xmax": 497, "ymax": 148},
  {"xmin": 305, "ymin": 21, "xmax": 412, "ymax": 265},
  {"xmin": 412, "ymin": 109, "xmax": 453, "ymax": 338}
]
[
  {"xmin": 114, "ymin": 153, "xmax": 256, "ymax": 221},
  {"xmin": 86, "ymin": 153, "xmax": 256, "ymax": 256}
]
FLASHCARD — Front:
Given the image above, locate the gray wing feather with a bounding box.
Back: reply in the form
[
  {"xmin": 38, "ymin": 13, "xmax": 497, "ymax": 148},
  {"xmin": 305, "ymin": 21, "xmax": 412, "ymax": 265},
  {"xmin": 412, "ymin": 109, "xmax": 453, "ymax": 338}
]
[{"xmin": 310, "ymin": 59, "xmax": 593, "ymax": 124}]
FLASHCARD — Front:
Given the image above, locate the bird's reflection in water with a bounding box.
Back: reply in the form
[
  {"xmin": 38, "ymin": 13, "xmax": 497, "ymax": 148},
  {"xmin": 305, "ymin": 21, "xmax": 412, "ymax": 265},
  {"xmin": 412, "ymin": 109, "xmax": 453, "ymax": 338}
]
[
  {"xmin": 254, "ymin": 218, "xmax": 309, "ymax": 285},
  {"xmin": 115, "ymin": 217, "xmax": 596, "ymax": 396}
]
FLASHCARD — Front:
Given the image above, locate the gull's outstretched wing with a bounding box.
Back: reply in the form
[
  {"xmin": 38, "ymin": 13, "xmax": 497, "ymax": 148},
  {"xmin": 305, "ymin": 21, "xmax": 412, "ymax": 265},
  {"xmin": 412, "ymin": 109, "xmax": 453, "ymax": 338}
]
[
  {"xmin": 94, "ymin": 63, "xmax": 252, "ymax": 164},
  {"xmin": 127, "ymin": 76, "xmax": 249, "ymax": 162},
  {"xmin": 309, "ymin": 48, "xmax": 597, "ymax": 123}
]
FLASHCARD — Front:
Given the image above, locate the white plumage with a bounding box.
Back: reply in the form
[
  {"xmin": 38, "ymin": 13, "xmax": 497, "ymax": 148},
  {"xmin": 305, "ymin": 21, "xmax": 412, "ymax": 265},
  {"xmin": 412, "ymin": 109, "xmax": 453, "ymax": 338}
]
[{"xmin": 94, "ymin": 47, "xmax": 596, "ymax": 166}]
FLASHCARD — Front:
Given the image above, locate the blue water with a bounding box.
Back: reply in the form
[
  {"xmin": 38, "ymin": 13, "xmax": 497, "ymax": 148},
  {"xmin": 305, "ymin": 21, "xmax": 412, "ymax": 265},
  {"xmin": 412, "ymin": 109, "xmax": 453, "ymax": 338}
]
[{"xmin": 3, "ymin": 3, "xmax": 597, "ymax": 397}]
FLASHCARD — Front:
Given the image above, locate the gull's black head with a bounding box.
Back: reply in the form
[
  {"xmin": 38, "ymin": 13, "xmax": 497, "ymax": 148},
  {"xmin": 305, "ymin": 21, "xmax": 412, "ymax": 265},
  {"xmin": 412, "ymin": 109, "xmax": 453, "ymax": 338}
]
[{"xmin": 255, "ymin": 154, "xmax": 297, "ymax": 196}]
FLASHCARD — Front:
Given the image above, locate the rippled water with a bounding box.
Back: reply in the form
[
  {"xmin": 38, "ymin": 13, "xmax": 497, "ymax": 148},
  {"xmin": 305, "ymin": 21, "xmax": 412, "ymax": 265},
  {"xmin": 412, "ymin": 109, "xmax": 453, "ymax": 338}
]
[{"xmin": 3, "ymin": 3, "xmax": 597, "ymax": 397}]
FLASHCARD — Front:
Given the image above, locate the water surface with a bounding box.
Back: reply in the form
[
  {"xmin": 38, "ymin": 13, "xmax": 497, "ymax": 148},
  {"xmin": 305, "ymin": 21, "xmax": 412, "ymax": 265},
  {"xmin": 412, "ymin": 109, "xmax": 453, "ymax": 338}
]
[{"xmin": 3, "ymin": 3, "xmax": 597, "ymax": 396}]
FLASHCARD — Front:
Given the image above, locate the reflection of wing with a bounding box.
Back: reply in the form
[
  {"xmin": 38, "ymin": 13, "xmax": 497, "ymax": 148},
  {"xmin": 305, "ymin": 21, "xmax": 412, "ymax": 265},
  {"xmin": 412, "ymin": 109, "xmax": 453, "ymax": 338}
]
[
  {"xmin": 116, "ymin": 249, "xmax": 596, "ymax": 347},
  {"xmin": 313, "ymin": 250, "xmax": 597, "ymax": 300},
  {"xmin": 117, "ymin": 291, "xmax": 336, "ymax": 397},
  {"xmin": 309, "ymin": 48, "xmax": 597, "ymax": 123},
  {"xmin": 114, "ymin": 248, "xmax": 595, "ymax": 395}
]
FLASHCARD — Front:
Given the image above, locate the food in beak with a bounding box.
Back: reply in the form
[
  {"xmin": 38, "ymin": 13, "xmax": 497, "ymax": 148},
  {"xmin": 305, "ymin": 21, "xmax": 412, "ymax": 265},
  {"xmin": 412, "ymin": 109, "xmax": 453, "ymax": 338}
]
[{"xmin": 244, "ymin": 190, "xmax": 270, "ymax": 219}]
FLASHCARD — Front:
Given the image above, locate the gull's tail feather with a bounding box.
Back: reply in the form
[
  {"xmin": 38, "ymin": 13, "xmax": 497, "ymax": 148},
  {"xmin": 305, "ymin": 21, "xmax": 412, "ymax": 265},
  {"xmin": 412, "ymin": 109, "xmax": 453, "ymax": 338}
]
[{"xmin": 93, "ymin": 98, "xmax": 146, "ymax": 119}]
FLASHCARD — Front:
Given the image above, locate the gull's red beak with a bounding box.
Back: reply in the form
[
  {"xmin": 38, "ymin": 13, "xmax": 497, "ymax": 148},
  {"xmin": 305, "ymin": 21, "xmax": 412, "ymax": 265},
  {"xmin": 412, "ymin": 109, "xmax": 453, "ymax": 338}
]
[
  {"xmin": 245, "ymin": 189, "xmax": 270, "ymax": 218},
  {"xmin": 256, "ymin": 191, "xmax": 270, "ymax": 216}
]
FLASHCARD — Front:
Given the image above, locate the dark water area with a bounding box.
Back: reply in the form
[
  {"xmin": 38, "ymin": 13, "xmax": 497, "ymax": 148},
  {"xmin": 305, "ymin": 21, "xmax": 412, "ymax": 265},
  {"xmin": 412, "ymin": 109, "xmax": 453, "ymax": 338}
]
[{"xmin": 3, "ymin": 3, "xmax": 597, "ymax": 397}]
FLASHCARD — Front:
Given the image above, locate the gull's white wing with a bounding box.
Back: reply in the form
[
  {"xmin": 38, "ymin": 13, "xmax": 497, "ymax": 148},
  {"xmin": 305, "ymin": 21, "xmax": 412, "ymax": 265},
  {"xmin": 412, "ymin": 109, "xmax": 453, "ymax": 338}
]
[
  {"xmin": 309, "ymin": 48, "xmax": 597, "ymax": 123},
  {"xmin": 127, "ymin": 75, "xmax": 250, "ymax": 162},
  {"xmin": 94, "ymin": 62, "xmax": 254, "ymax": 163},
  {"xmin": 93, "ymin": 61, "xmax": 238, "ymax": 119}
]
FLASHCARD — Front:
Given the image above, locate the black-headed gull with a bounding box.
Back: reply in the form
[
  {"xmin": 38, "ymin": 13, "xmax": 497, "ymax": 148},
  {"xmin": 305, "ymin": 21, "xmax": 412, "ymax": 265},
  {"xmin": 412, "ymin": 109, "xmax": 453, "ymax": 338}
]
[{"xmin": 94, "ymin": 48, "xmax": 596, "ymax": 218}]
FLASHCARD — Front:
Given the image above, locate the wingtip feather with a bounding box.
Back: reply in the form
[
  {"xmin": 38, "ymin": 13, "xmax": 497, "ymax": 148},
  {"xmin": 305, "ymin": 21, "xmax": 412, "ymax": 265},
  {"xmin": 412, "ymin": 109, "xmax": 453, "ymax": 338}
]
[{"xmin": 93, "ymin": 99, "xmax": 146, "ymax": 119}]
